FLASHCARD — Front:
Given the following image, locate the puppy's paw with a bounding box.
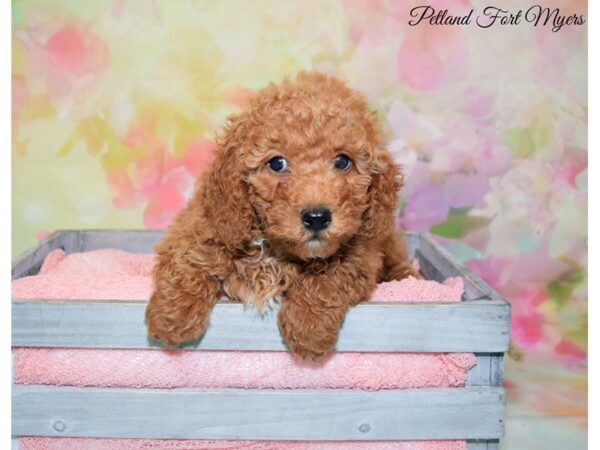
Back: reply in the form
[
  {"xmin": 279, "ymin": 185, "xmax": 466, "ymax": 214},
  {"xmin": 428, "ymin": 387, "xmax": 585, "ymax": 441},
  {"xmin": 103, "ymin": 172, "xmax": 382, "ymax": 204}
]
[
  {"xmin": 277, "ymin": 298, "xmax": 342, "ymax": 360},
  {"xmin": 145, "ymin": 290, "xmax": 212, "ymax": 347},
  {"xmin": 383, "ymin": 262, "xmax": 421, "ymax": 281}
]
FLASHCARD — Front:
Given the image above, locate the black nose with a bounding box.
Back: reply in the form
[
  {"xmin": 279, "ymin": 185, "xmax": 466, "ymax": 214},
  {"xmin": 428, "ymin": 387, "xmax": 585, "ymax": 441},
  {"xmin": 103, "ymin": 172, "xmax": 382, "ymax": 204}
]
[{"xmin": 301, "ymin": 208, "xmax": 332, "ymax": 232}]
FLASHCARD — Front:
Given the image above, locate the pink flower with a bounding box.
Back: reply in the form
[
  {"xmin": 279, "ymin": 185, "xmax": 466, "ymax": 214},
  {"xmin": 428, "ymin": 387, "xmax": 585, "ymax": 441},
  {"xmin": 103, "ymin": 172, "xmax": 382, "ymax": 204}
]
[
  {"xmin": 45, "ymin": 26, "xmax": 109, "ymax": 76},
  {"xmin": 555, "ymin": 152, "xmax": 587, "ymax": 189},
  {"xmin": 512, "ymin": 313, "xmax": 545, "ymax": 348},
  {"xmin": 396, "ymin": 27, "xmax": 469, "ymax": 91},
  {"xmin": 40, "ymin": 25, "xmax": 110, "ymax": 100},
  {"xmin": 341, "ymin": 0, "xmax": 398, "ymax": 47},
  {"xmin": 509, "ymin": 288, "xmax": 548, "ymax": 348},
  {"xmin": 109, "ymin": 151, "xmax": 197, "ymax": 229},
  {"xmin": 181, "ymin": 138, "xmax": 216, "ymax": 177},
  {"xmin": 532, "ymin": 13, "xmax": 587, "ymax": 88},
  {"xmin": 555, "ymin": 339, "xmax": 587, "ymax": 366},
  {"xmin": 142, "ymin": 167, "xmax": 192, "ymax": 229},
  {"xmin": 387, "ymin": 98, "xmax": 513, "ymax": 231},
  {"xmin": 401, "ymin": 181, "xmax": 451, "ymax": 231},
  {"xmin": 443, "ymin": 172, "xmax": 489, "ymax": 209},
  {"xmin": 107, "ymin": 119, "xmax": 216, "ymax": 228},
  {"xmin": 36, "ymin": 230, "xmax": 51, "ymax": 241},
  {"xmin": 341, "ymin": 0, "xmax": 471, "ymax": 92},
  {"xmin": 225, "ymin": 86, "xmax": 256, "ymax": 110},
  {"xmin": 12, "ymin": 75, "xmax": 29, "ymax": 120},
  {"xmin": 466, "ymin": 239, "xmax": 569, "ymax": 296}
]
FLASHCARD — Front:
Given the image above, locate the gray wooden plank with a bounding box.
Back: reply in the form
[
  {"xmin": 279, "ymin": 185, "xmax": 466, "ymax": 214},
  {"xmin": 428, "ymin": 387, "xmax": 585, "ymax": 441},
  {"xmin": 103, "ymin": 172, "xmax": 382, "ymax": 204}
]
[
  {"xmin": 404, "ymin": 230, "xmax": 419, "ymax": 258},
  {"xmin": 416, "ymin": 233, "xmax": 485, "ymax": 300},
  {"xmin": 12, "ymin": 299, "xmax": 510, "ymax": 352},
  {"xmin": 467, "ymin": 354, "xmax": 504, "ymax": 387},
  {"xmin": 11, "ymin": 232, "xmax": 65, "ymax": 280},
  {"xmin": 489, "ymin": 354, "xmax": 504, "ymax": 386},
  {"xmin": 467, "ymin": 441, "xmax": 499, "ymax": 450},
  {"xmin": 7, "ymin": 436, "xmax": 500, "ymax": 449},
  {"xmin": 55, "ymin": 230, "xmax": 81, "ymax": 253},
  {"xmin": 468, "ymin": 355, "xmax": 491, "ymax": 386},
  {"xmin": 78, "ymin": 229, "xmax": 164, "ymax": 253},
  {"xmin": 12, "ymin": 385, "xmax": 505, "ymax": 440}
]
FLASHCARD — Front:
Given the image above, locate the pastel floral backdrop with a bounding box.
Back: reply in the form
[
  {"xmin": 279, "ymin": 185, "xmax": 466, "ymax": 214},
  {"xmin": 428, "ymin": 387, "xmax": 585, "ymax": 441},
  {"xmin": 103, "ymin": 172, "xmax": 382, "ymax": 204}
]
[{"xmin": 12, "ymin": 0, "xmax": 587, "ymax": 447}]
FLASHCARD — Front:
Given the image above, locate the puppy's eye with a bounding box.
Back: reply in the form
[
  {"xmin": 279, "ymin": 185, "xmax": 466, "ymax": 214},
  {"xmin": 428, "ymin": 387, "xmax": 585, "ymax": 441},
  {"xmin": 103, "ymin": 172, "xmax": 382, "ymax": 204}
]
[
  {"xmin": 267, "ymin": 156, "xmax": 288, "ymax": 173},
  {"xmin": 334, "ymin": 154, "xmax": 352, "ymax": 171}
]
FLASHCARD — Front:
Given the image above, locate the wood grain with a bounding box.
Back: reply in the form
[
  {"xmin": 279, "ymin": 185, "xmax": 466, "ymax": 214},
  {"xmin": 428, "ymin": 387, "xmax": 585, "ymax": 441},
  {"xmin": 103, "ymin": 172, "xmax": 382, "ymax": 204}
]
[
  {"xmin": 12, "ymin": 385, "xmax": 506, "ymax": 440},
  {"xmin": 12, "ymin": 299, "xmax": 510, "ymax": 352}
]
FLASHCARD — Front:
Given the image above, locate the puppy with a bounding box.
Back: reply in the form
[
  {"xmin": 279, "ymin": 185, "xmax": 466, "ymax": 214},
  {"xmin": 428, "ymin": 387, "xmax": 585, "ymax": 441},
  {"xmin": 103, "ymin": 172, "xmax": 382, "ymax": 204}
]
[{"xmin": 145, "ymin": 72, "xmax": 418, "ymax": 359}]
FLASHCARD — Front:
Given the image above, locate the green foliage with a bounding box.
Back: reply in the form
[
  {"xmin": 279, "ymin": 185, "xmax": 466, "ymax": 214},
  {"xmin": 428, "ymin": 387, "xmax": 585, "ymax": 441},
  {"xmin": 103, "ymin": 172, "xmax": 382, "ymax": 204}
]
[
  {"xmin": 430, "ymin": 207, "xmax": 489, "ymax": 239},
  {"xmin": 547, "ymin": 267, "xmax": 586, "ymax": 307},
  {"xmin": 504, "ymin": 124, "xmax": 551, "ymax": 158}
]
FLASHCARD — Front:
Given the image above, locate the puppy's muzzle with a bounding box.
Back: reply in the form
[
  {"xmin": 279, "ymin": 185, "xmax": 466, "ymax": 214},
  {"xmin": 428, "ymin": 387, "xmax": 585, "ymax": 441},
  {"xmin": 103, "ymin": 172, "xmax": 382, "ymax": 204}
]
[{"xmin": 301, "ymin": 207, "xmax": 332, "ymax": 232}]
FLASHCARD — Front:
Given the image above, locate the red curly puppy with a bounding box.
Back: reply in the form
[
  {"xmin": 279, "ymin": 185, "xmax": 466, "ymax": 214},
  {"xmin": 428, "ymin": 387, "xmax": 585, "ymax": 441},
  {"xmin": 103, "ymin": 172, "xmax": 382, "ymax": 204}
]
[{"xmin": 146, "ymin": 72, "xmax": 418, "ymax": 359}]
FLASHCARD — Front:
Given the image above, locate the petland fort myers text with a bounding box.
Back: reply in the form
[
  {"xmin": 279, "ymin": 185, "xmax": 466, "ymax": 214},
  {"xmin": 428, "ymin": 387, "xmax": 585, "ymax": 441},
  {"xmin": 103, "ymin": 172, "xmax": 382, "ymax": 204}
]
[{"xmin": 408, "ymin": 5, "xmax": 585, "ymax": 32}]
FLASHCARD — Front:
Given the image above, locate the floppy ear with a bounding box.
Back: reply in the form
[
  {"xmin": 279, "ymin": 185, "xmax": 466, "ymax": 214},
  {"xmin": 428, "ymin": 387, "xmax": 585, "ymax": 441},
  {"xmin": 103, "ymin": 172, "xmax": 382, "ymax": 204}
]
[
  {"xmin": 361, "ymin": 150, "xmax": 403, "ymax": 240},
  {"xmin": 201, "ymin": 114, "xmax": 256, "ymax": 250}
]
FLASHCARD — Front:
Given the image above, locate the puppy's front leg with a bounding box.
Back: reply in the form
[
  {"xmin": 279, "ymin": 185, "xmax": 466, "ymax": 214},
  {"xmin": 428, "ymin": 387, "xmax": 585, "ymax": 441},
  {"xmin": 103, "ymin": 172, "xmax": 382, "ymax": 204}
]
[
  {"xmin": 277, "ymin": 277, "xmax": 347, "ymax": 360},
  {"xmin": 278, "ymin": 242, "xmax": 380, "ymax": 359},
  {"xmin": 146, "ymin": 234, "xmax": 223, "ymax": 347}
]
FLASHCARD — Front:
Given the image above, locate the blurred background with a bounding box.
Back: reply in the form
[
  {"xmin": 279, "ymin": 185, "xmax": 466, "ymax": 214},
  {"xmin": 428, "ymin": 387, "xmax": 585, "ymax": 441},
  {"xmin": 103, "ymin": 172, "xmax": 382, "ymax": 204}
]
[{"xmin": 12, "ymin": 0, "xmax": 587, "ymax": 448}]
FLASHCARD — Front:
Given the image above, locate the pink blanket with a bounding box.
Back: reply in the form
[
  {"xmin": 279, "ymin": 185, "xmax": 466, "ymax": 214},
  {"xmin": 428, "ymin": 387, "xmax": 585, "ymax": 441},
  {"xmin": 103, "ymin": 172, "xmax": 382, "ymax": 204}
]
[
  {"xmin": 13, "ymin": 248, "xmax": 473, "ymax": 450},
  {"xmin": 12, "ymin": 248, "xmax": 463, "ymax": 302}
]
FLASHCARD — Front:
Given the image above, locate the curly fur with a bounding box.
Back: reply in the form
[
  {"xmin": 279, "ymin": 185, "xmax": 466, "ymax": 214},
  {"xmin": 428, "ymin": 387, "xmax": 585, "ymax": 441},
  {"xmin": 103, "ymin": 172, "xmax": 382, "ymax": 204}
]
[{"xmin": 146, "ymin": 72, "xmax": 419, "ymax": 359}]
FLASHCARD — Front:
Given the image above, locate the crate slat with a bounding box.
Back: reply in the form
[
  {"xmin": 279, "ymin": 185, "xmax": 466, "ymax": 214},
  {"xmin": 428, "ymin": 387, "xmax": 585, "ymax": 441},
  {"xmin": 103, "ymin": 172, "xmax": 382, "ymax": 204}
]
[
  {"xmin": 11, "ymin": 232, "xmax": 65, "ymax": 280},
  {"xmin": 12, "ymin": 385, "xmax": 505, "ymax": 440},
  {"xmin": 467, "ymin": 440, "xmax": 499, "ymax": 450},
  {"xmin": 76, "ymin": 229, "xmax": 165, "ymax": 253},
  {"xmin": 467, "ymin": 354, "xmax": 505, "ymax": 387},
  {"xmin": 11, "ymin": 437, "xmax": 501, "ymax": 449},
  {"xmin": 12, "ymin": 298, "xmax": 510, "ymax": 352}
]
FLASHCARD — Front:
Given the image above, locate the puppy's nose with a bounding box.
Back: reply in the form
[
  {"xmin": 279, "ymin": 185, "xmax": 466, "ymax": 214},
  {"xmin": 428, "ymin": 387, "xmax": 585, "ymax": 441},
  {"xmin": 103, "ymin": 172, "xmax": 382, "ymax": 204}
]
[{"xmin": 301, "ymin": 208, "xmax": 332, "ymax": 232}]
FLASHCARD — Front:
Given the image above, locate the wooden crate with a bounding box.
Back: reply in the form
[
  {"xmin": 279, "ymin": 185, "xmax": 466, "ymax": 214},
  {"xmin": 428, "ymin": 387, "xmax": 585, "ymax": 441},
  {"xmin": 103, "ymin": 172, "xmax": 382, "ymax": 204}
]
[{"xmin": 11, "ymin": 230, "xmax": 510, "ymax": 449}]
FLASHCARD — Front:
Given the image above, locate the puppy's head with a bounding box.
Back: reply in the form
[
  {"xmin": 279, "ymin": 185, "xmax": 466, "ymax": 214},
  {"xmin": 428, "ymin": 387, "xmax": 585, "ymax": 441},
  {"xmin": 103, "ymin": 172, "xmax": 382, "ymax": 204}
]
[{"xmin": 205, "ymin": 72, "xmax": 401, "ymax": 260}]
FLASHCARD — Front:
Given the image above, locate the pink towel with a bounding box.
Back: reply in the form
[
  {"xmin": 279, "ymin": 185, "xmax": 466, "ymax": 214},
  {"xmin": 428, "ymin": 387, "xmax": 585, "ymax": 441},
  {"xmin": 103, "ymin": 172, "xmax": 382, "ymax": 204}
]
[
  {"xmin": 13, "ymin": 248, "xmax": 472, "ymax": 450},
  {"xmin": 13, "ymin": 349, "xmax": 474, "ymax": 390},
  {"xmin": 12, "ymin": 248, "xmax": 463, "ymax": 301},
  {"xmin": 12, "ymin": 249, "xmax": 155, "ymax": 300}
]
